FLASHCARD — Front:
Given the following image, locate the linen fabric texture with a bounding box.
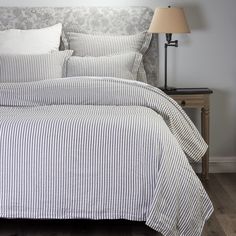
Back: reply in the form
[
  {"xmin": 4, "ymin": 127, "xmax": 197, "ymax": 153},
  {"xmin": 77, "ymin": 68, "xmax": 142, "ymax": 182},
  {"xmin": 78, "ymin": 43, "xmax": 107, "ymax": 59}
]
[
  {"xmin": 0, "ymin": 23, "xmax": 62, "ymax": 54},
  {"xmin": 67, "ymin": 32, "xmax": 151, "ymax": 56},
  {"xmin": 67, "ymin": 52, "xmax": 142, "ymax": 81},
  {"xmin": 0, "ymin": 77, "xmax": 213, "ymax": 236},
  {"xmin": 0, "ymin": 50, "xmax": 73, "ymax": 83},
  {"xmin": 67, "ymin": 32, "xmax": 152, "ymax": 83}
]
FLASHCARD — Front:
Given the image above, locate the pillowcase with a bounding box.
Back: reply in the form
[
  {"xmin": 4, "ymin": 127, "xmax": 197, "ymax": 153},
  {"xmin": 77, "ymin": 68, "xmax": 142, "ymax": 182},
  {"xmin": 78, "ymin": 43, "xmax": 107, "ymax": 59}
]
[
  {"xmin": 66, "ymin": 32, "xmax": 152, "ymax": 83},
  {"xmin": 0, "ymin": 50, "xmax": 73, "ymax": 83},
  {"xmin": 0, "ymin": 23, "xmax": 62, "ymax": 54},
  {"xmin": 67, "ymin": 32, "xmax": 151, "ymax": 56},
  {"xmin": 67, "ymin": 52, "xmax": 142, "ymax": 81}
]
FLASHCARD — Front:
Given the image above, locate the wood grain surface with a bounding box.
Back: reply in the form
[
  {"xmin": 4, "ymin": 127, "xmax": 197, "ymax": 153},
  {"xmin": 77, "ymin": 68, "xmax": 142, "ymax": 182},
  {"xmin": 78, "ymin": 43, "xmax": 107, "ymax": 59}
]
[
  {"xmin": 0, "ymin": 173, "xmax": 235, "ymax": 236},
  {"xmin": 202, "ymin": 173, "xmax": 236, "ymax": 236}
]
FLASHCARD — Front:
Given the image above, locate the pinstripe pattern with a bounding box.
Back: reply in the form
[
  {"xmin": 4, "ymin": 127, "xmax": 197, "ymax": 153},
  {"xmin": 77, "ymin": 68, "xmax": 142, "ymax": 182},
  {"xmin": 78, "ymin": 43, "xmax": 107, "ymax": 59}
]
[
  {"xmin": 67, "ymin": 53, "xmax": 142, "ymax": 81},
  {"xmin": 67, "ymin": 32, "xmax": 151, "ymax": 56},
  {"xmin": 67, "ymin": 32, "xmax": 152, "ymax": 83},
  {"xmin": 0, "ymin": 77, "xmax": 213, "ymax": 236},
  {"xmin": 0, "ymin": 50, "xmax": 73, "ymax": 83},
  {"xmin": 0, "ymin": 77, "xmax": 207, "ymax": 161}
]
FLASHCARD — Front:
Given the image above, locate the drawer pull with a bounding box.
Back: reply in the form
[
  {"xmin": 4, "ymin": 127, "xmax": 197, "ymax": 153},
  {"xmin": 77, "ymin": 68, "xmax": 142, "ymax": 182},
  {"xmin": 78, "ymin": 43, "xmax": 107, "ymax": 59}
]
[{"xmin": 181, "ymin": 100, "xmax": 186, "ymax": 106}]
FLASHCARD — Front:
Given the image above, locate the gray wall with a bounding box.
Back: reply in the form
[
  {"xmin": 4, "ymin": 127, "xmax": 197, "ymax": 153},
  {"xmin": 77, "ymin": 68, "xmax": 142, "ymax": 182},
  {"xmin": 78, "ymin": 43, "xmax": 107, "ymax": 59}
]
[{"xmin": 0, "ymin": 0, "xmax": 235, "ymax": 160}]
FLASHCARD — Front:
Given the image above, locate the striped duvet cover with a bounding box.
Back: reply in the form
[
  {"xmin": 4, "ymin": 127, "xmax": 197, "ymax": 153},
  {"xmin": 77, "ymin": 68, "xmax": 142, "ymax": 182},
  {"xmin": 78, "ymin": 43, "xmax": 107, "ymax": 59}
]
[{"xmin": 0, "ymin": 77, "xmax": 213, "ymax": 236}]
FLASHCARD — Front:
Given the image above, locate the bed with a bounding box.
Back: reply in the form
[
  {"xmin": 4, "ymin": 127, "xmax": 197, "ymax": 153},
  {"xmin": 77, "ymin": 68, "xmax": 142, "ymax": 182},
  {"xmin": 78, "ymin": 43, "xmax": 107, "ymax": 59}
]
[{"xmin": 0, "ymin": 7, "xmax": 213, "ymax": 236}]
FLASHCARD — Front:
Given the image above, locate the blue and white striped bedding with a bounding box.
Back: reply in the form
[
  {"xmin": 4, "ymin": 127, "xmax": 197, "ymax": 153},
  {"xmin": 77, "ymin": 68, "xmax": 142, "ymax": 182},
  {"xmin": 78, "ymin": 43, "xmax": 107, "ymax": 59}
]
[{"xmin": 0, "ymin": 77, "xmax": 213, "ymax": 236}]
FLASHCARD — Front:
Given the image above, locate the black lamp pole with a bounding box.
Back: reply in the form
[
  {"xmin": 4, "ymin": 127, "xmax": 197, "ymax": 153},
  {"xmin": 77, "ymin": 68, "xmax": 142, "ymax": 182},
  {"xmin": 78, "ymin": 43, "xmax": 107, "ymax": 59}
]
[
  {"xmin": 163, "ymin": 6, "xmax": 178, "ymax": 91},
  {"xmin": 164, "ymin": 33, "xmax": 178, "ymax": 90}
]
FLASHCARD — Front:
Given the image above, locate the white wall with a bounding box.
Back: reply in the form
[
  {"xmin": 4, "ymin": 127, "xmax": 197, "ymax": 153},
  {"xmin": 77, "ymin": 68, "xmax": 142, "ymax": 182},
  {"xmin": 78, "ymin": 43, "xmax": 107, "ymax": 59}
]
[{"xmin": 0, "ymin": 0, "xmax": 236, "ymax": 161}]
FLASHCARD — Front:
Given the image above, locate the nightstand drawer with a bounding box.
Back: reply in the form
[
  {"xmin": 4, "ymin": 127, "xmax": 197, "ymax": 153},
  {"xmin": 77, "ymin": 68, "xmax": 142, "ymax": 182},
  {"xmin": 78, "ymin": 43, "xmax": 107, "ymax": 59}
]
[{"xmin": 169, "ymin": 94, "xmax": 207, "ymax": 108}]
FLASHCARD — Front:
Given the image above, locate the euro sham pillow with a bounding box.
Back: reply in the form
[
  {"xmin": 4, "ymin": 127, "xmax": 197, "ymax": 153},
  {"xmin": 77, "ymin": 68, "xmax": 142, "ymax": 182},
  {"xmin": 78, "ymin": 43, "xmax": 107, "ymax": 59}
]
[
  {"xmin": 67, "ymin": 52, "xmax": 142, "ymax": 81},
  {"xmin": 0, "ymin": 50, "xmax": 73, "ymax": 83},
  {"xmin": 66, "ymin": 32, "xmax": 152, "ymax": 83},
  {"xmin": 67, "ymin": 32, "xmax": 151, "ymax": 56},
  {"xmin": 0, "ymin": 23, "xmax": 62, "ymax": 54}
]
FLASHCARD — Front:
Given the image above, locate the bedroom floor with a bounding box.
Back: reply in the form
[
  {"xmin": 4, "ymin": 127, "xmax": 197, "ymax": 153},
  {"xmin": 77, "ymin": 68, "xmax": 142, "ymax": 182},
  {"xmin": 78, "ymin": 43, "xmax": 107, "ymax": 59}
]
[{"xmin": 0, "ymin": 173, "xmax": 235, "ymax": 236}]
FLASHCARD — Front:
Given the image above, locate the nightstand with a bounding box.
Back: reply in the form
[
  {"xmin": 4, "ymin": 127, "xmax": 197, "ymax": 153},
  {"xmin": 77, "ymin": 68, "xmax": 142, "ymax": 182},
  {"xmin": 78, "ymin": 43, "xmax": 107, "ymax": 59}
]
[{"xmin": 161, "ymin": 88, "xmax": 213, "ymax": 181}]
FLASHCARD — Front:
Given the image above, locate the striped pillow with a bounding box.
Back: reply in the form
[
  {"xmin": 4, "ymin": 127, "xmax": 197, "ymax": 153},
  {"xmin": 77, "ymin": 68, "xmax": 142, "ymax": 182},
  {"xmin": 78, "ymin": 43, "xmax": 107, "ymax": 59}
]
[
  {"xmin": 67, "ymin": 32, "xmax": 152, "ymax": 83},
  {"xmin": 67, "ymin": 32, "xmax": 151, "ymax": 56},
  {"xmin": 67, "ymin": 52, "xmax": 142, "ymax": 81},
  {"xmin": 0, "ymin": 50, "xmax": 73, "ymax": 83}
]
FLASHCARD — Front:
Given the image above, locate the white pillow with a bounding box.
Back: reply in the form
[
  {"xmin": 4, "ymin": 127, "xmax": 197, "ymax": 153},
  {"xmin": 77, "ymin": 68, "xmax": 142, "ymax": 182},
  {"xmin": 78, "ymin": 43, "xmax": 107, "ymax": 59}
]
[
  {"xmin": 0, "ymin": 23, "xmax": 62, "ymax": 54},
  {"xmin": 67, "ymin": 52, "xmax": 142, "ymax": 81}
]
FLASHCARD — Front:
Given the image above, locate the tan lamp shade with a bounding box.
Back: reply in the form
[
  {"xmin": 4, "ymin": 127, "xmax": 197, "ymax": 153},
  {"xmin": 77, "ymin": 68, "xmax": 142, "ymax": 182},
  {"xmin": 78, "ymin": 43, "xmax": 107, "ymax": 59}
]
[{"xmin": 149, "ymin": 7, "xmax": 190, "ymax": 34}]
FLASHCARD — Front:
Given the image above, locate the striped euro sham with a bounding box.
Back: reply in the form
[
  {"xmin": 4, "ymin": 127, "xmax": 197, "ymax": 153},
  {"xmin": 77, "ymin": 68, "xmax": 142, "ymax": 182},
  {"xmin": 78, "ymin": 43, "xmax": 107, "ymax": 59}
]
[
  {"xmin": 67, "ymin": 32, "xmax": 152, "ymax": 83},
  {"xmin": 0, "ymin": 50, "xmax": 73, "ymax": 83},
  {"xmin": 67, "ymin": 52, "xmax": 142, "ymax": 81},
  {"xmin": 67, "ymin": 31, "xmax": 152, "ymax": 56}
]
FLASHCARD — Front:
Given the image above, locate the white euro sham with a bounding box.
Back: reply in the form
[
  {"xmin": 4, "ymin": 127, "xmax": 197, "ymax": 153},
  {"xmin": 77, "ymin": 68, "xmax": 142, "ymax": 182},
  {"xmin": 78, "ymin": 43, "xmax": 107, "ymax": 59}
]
[{"xmin": 0, "ymin": 23, "xmax": 62, "ymax": 54}]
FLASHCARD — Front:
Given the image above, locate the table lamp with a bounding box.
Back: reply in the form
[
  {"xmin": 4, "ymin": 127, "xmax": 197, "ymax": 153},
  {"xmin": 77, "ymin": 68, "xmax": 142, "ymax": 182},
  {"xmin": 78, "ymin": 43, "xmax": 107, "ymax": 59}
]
[{"xmin": 149, "ymin": 6, "xmax": 190, "ymax": 90}]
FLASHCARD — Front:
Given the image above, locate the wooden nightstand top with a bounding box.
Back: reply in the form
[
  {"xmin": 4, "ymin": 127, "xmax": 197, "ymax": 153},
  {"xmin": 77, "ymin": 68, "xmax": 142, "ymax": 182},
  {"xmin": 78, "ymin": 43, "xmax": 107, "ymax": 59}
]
[{"xmin": 160, "ymin": 88, "xmax": 213, "ymax": 95}]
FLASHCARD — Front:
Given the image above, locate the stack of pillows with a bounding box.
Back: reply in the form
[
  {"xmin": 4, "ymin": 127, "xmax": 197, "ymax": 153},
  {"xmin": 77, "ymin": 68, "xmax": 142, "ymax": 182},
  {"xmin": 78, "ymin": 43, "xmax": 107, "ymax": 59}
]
[{"xmin": 0, "ymin": 23, "xmax": 152, "ymax": 83}]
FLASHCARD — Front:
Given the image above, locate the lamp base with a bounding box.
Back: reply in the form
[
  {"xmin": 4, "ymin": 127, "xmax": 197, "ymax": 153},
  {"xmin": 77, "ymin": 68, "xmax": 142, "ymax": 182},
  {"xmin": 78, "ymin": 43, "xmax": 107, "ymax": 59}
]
[{"xmin": 158, "ymin": 86, "xmax": 176, "ymax": 92}]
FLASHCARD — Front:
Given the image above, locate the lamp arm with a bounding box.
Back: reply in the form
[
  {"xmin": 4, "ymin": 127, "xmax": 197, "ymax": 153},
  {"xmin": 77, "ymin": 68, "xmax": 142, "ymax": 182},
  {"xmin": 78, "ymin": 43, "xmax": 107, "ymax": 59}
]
[
  {"xmin": 166, "ymin": 40, "xmax": 178, "ymax": 47},
  {"xmin": 165, "ymin": 33, "xmax": 178, "ymax": 47}
]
